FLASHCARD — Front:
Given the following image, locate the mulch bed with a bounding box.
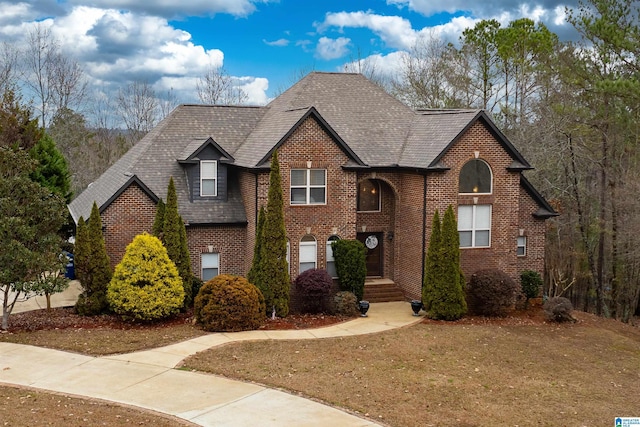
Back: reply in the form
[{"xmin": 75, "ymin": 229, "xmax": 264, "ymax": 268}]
[{"xmin": 3, "ymin": 307, "xmax": 350, "ymax": 333}]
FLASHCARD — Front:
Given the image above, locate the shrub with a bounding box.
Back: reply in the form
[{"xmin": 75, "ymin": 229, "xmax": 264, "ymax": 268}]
[
  {"xmin": 543, "ymin": 297, "xmax": 576, "ymax": 322},
  {"xmin": 520, "ymin": 270, "xmax": 543, "ymax": 301},
  {"xmin": 332, "ymin": 239, "xmax": 366, "ymax": 301},
  {"xmin": 294, "ymin": 268, "xmax": 333, "ymax": 313},
  {"xmin": 75, "ymin": 203, "xmax": 112, "ymax": 315},
  {"xmin": 107, "ymin": 233, "xmax": 184, "ymax": 321},
  {"xmin": 195, "ymin": 274, "xmax": 265, "ymax": 332},
  {"xmin": 467, "ymin": 269, "xmax": 518, "ymax": 317},
  {"xmin": 330, "ymin": 291, "xmax": 359, "ymax": 317}
]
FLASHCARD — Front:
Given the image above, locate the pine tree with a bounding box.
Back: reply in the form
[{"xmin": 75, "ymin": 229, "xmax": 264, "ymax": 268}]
[
  {"xmin": 75, "ymin": 202, "xmax": 112, "ymax": 315},
  {"xmin": 422, "ymin": 209, "xmax": 442, "ymax": 313},
  {"xmin": 247, "ymin": 205, "xmax": 266, "ymax": 286},
  {"xmin": 152, "ymin": 198, "xmax": 165, "ymax": 237},
  {"xmin": 259, "ymin": 151, "xmax": 290, "ymax": 317},
  {"xmin": 29, "ymin": 134, "xmax": 72, "ymax": 203},
  {"xmin": 162, "ymin": 177, "xmax": 191, "ymax": 306}
]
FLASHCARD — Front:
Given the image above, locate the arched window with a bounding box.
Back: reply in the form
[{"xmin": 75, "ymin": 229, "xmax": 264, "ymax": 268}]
[
  {"xmin": 357, "ymin": 179, "xmax": 381, "ymax": 211},
  {"xmin": 299, "ymin": 235, "xmax": 317, "ymax": 273},
  {"xmin": 326, "ymin": 235, "xmax": 340, "ymax": 278},
  {"xmin": 459, "ymin": 159, "xmax": 492, "ymax": 194}
]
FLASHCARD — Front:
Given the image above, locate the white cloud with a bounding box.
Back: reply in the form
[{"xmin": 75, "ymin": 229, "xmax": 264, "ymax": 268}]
[
  {"xmin": 236, "ymin": 76, "xmax": 270, "ymax": 105},
  {"xmin": 315, "ymin": 36, "xmax": 351, "ymax": 60},
  {"xmin": 66, "ymin": 0, "xmax": 272, "ymax": 18},
  {"xmin": 264, "ymin": 38, "xmax": 290, "ymax": 47},
  {"xmin": 340, "ymin": 51, "xmax": 407, "ymax": 77},
  {"xmin": 316, "ymin": 11, "xmax": 419, "ymax": 50}
]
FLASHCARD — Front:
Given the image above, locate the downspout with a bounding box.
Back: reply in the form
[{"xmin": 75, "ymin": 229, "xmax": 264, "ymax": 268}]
[{"xmin": 421, "ymin": 173, "xmax": 427, "ymax": 290}]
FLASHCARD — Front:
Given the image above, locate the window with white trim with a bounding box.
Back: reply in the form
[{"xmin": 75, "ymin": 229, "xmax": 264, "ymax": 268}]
[
  {"xmin": 299, "ymin": 235, "xmax": 317, "ymax": 273},
  {"xmin": 517, "ymin": 236, "xmax": 527, "ymax": 256},
  {"xmin": 201, "ymin": 253, "xmax": 219, "ymax": 281},
  {"xmin": 459, "ymin": 159, "xmax": 492, "ymax": 194},
  {"xmin": 458, "ymin": 205, "xmax": 491, "ymax": 248},
  {"xmin": 326, "ymin": 235, "xmax": 340, "ymax": 278},
  {"xmin": 200, "ymin": 160, "xmax": 217, "ymax": 196},
  {"xmin": 291, "ymin": 169, "xmax": 326, "ymax": 205}
]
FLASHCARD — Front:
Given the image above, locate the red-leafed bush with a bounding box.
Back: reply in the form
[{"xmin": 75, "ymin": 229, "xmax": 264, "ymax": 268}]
[{"xmin": 294, "ymin": 268, "xmax": 333, "ymax": 313}]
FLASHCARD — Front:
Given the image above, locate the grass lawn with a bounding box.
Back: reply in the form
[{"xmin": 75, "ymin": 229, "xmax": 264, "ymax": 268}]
[{"xmin": 180, "ymin": 311, "xmax": 640, "ymax": 427}]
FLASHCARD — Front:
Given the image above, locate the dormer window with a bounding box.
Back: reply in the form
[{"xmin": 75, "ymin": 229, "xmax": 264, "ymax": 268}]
[{"xmin": 201, "ymin": 160, "xmax": 217, "ymax": 196}]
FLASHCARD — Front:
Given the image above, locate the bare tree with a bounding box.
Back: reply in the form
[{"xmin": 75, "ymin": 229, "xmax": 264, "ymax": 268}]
[
  {"xmin": 342, "ymin": 48, "xmax": 392, "ymax": 90},
  {"xmin": 115, "ymin": 80, "xmax": 158, "ymax": 144},
  {"xmin": 22, "ymin": 23, "xmax": 58, "ymax": 127},
  {"xmin": 196, "ymin": 65, "xmax": 248, "ymax": 105},
  {"xmin": 50, "ymin": 52, "xmax": 87, "ymax": 116},
  {"xmin": 0, "ymin": 42, "xmax": 18, "ymax": 94},
  {"xmin": 159, "ymin": 87, "xmax": 179, "ymax": 120}
]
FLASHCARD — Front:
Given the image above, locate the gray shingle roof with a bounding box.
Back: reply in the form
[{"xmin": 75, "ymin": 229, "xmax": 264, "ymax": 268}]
[{"xmin": 68, "ymin": 72, "xmax": 546, "ymax": 224}]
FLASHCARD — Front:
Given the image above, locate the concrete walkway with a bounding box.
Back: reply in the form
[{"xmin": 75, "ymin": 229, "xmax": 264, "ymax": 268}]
[{"xmin": 1, "ymin": 298, "xmax": 423, "ymax": 426}]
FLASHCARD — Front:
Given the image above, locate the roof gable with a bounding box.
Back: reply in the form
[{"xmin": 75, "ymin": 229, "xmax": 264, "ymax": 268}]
[
  {"xmin": 257, "ymin": 107, "xmax": 365, "ymax": 167},
  {"xmin": 428, "ymin": 111, "xmax": 532, "ymax": 170},
  {"xmin": 178, "ymin": 137, "xmax": 235, "ymax": 164}
]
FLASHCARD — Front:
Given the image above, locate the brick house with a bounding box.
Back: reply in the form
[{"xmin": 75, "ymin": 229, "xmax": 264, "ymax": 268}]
[{"xmin": 68, "ymin": 72, "xmax": 556, "ymax": 300}]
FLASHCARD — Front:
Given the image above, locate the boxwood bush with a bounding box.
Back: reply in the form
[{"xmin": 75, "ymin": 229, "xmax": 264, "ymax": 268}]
[
  {"xmin": 107, "ymin": 233, "xmax": 184, "ymax": 321},
  {"xmin": 195, "ymin": 274, "xmax": 265, "ymax": 332}
]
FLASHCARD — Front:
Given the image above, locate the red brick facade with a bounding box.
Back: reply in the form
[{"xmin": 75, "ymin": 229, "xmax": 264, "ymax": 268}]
[{"xmin": 98, "ymin": 116, "xmax": 548, "ymax": 301}]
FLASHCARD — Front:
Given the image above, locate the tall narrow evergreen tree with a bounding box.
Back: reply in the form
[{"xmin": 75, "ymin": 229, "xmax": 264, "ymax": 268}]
[
  {"xmin": 162, "ymin": 177, "xmax": 192, "ymax": 307},
  {"xmin": 259, "ymin": 151, "xmax": 290, "ymax": 317},
  {"xmin": 152, "ymin": 198, "xmax": 165, "ymax": 237},
  {"xmin": 75, "ymin": 202, "xmax": 112, "ymax": 315},
  {"xmin": 423, "ymin": 209, "xmax": 442, "ymax": 313},
  {"xmin": 439, "ymin": 205, "xmax": 467, "ymax": 318},
  {"xmin": 247, "ymin": 205, "xmax": 266, "ymax": 286}
]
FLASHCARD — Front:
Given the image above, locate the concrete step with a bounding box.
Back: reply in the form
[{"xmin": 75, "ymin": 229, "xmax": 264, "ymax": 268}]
[{"xmin": 363, "ymin": 278, "xmax": 406, "ymax": 303}]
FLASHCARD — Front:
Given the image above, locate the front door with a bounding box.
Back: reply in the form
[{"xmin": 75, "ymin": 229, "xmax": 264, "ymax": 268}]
[{"xmin": 357, "ymin": 232, "xmax": 383, "ymax": 277}]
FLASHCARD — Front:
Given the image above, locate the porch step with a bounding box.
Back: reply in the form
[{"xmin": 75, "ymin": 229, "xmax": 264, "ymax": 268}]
[{"xmin": 363, "ymin": 278, "xmax": 406, "ymax": 303}]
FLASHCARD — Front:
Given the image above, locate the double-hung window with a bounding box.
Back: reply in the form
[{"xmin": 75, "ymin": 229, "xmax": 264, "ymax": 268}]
[
  {"xmin": 517, "ymin": 236, "xmax": 527, "ymax": 256},
  {"xmin": 299, "ymin": 235, "xmax": 317, "ymax": 273},
  {"xmin": 200, "ymin": 160, "xmax": 217, "ymax": 197},
  {"xmin": 326, "ymin": 235, "xmax": 340, "ymax": 278},
  {"xmin": 458, "ymin": 205, "xmax": 491, "ymax": 248},
  {"xmin": 201, "ymin": 253, "xmax": 219, "ymax": 281},
  {"xmin": 291, "ymin": 169, "xmax": 326, "ymax": 205}
]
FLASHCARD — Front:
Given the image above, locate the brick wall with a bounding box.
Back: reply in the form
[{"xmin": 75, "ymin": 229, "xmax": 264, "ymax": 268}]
[
  {"xmin": 101, "ymin": 183, "xmax": 156, "ymax": 269},
  {"xmin": 517, "ymin": 189, "xmax": 546, "ymax": 276},
  {"xmin": 428, "ymin": 121, "xmax": 526, "ymax": 282},
  {"xmin": 187, "ymin": 225, "xmax": 247, "ymax": 278},
  {"xmin": 267, "ymin": 115, "xmax": 357, "ymax": 279}
]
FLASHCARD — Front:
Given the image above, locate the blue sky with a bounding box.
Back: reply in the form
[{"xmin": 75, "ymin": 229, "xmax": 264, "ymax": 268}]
[{"xmin": 0, "ymin": 0, "xmax": 579, "ymax": 107}]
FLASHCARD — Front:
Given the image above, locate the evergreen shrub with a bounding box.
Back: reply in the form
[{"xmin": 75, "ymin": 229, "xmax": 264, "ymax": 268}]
[
  {"xmin": 520, "ymin": 270, "xmax": 543, "ymax": 301},
  {"xmin": 294, "ymin": 268, "xmax": 333, "ymax": 313},
  {"xmin": 332, "ymin": 239, "xmax": 366, "ymax": 301},
  {"xmin": 330, "ymin": 291, "xmax": 359, "ymax": 316},
  {"xmin": 107, "ymin": 233, "xmax": 184, "ymax": 321},
  {"xmin": 194, "ymin": 274, "xmax": 265, "ymax": 332},
  {"xmin": 467, "ymin": 269, "xmax": 518, "ymax": 317}
]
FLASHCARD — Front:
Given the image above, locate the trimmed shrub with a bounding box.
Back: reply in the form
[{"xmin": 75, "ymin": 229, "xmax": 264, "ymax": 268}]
[
  {"xmin": 294, "ymin": 268, "xmax": 333, "ymax": 313},
  {"xmin": 467, "ymin": 269, "xmax": 518, "ymax": 317},
  {"xmin": 543, "ymin": 297, "xmax": 576, "ymax": 322},
  {"xmin": 520, "ymin": 270, "xmax": 543, "ymax": 301},
  {"xmin": 107, "ymin": 233, "xmax": 184, "ymax": 321},
  {"xmin": 332, "ymin": 239, "xmax": 366, "ymax": 301},
  {"xmin": 195, "ymin": 275, "xmax": 265, "ymax": 331},
  {"xmin": 330, "ymin": 291, "xmax": 359, "ymax": 316}
]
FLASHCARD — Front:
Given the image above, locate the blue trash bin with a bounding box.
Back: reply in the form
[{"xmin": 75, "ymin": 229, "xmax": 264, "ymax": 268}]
[{"xmin": 64, "ymin": 252, "xmax": 75, "ymax": 279}]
